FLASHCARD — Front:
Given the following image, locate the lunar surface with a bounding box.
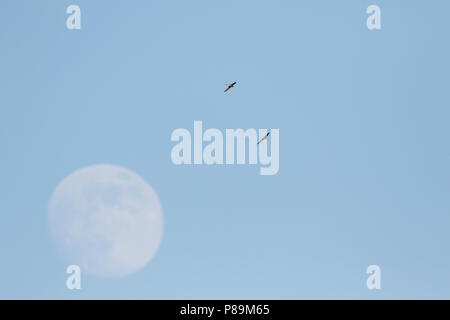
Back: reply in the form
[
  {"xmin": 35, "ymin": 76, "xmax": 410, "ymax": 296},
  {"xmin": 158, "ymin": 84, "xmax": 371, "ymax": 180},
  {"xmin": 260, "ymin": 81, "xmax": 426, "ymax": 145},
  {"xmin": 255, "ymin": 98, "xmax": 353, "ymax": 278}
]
[{"xmin": 48, "ymin": 164, "xmax": 163, "ymax": 277}]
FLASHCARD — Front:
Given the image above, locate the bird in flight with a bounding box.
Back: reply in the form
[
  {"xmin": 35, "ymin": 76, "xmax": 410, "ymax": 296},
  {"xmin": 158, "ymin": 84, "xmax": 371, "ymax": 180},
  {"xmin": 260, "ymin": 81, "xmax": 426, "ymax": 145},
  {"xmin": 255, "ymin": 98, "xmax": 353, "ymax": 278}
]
[
  {"xmin": 224, "ymin": 82, "xmax": 237, "ymax": 93},
  {"xmin": 257, "ymin": 132, "xmax": 270, "ymax": 145}
]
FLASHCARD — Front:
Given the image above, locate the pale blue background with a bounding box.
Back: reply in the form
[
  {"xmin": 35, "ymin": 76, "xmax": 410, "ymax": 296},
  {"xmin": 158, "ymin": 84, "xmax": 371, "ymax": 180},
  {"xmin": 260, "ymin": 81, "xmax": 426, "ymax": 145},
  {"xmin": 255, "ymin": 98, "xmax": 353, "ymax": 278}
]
[{"xmin": 1, "ymin": 0, "xmax": 450, "ymax": 299}]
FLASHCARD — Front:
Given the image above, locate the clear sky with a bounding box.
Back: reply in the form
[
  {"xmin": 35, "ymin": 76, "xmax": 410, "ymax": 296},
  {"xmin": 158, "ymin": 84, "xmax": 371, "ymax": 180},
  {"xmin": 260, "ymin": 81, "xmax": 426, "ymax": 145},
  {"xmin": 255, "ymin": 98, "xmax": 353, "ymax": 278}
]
[{"xmin": 1, "ymin": 0, "xmax": 450, "ymax": 299}]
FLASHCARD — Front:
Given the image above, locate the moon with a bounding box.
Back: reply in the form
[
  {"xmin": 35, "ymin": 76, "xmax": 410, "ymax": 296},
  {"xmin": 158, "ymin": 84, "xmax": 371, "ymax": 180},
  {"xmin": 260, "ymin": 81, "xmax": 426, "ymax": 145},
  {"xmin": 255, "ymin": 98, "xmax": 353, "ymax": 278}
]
[{"xmin": 48, "ymin": 164, "xmax": 164, "ymax": 277}]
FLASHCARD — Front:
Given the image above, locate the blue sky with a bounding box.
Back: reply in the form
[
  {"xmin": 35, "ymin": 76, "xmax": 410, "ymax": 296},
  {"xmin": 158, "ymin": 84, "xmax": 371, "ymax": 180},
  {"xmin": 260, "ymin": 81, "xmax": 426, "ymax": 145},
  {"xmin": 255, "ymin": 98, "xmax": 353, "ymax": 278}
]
[{"xmin": 1, "ymin": 0, "xmax": 450, "ymax": 299}]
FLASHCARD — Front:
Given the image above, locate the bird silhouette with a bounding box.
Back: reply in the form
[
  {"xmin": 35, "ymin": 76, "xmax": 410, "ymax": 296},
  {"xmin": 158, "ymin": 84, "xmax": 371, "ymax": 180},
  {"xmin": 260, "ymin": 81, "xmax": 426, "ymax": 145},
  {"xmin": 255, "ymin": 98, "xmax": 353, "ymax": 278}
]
[
  {"xmin": 257, "ymin": 132, "xmax": 270, "ymax": 145},
  {"xmin": 224, "ymin": 82, "xmax": 237, "ymax": 93}
]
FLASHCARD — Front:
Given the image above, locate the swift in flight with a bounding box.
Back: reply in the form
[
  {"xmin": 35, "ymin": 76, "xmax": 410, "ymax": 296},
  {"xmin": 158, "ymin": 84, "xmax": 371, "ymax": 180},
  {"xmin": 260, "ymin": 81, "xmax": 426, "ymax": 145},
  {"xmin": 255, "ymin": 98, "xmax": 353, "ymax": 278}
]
[
  {"xmin": 224, "ymin": 82, "xmax": 237, "ymax": 93},
  {"xmin": 257, "ymin": 132, "xmax": 270, "ymax": 145}
]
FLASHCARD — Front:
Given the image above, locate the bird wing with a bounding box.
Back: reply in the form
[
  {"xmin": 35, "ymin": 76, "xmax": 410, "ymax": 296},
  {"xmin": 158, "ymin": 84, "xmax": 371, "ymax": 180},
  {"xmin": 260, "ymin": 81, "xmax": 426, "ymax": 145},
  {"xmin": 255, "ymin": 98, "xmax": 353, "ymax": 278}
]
[
  {"xmin": 224, "ymin": 82, "xmax": 236, "ymax": 92},
  {"xmin": 257, "ymin": 135, "xmax": 268, "ymax": 144}
]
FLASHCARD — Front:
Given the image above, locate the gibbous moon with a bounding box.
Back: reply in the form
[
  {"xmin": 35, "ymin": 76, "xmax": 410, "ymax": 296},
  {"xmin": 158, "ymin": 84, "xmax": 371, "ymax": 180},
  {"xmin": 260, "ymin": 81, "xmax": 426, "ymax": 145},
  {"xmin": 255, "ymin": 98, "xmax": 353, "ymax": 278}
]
[{"xmin": 48, "ymin": 164, "xmax": 163, "ymax": 277}]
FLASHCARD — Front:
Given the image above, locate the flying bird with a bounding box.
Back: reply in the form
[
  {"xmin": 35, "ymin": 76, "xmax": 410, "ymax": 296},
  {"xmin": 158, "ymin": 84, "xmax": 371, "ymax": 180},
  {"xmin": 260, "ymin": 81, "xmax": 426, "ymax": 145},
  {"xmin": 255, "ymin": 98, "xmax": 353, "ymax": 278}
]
[
  {"xmin": 224, "ymin": 82, "xmax": 237, "ymax": 93},
  {"xmin": 257, "ymin": 132, "xmax": 270, "ymax": 145}
]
